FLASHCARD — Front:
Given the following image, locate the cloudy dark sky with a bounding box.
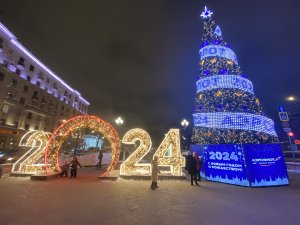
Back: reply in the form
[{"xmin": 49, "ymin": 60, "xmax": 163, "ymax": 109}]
[{"xmin": 1, "ymin": 0, "xmax": 299, "ymax": 144}]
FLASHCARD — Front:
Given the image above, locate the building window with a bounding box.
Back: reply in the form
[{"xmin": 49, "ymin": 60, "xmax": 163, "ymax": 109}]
[
  {"xmin": 0, "ymin": 72, "xmax": 5, "ymax": 81},
  {"xmin": 29, "ymin": 65, "xmax": 35, "ymax": 72},
  {"xmin": 14, "ymin": 122, "xmax": 18, "ymax": 129},
  {"xmin": 7, "ymin": 91, "xmax": 13, "ymax": 98},
  {"xmin": 16, "ymin": 69, "xmax": 21, "ymax": 75},
  {"xmin": 27, "ymin": 112, "xmax": 32, "ymax": 120},
  {"xmin": 36, "ymin": 81, "xmax": 41, "ymax": 87},
  {"xmin": 20, "ymin": 97, "xmax": 25, "ymax": 105},
  {"xmin": 0, "ymin": 118, "xmax": 6, "ymax": 126},
  {"xmin": 37, "ymin": 73, "xmax": 44, "ymax": 80},
  {"xmin": 41, "ymin": 96, "xmax": 46, "ymax": 105},
  {"xmin": 18, "ymin": 57, "xmax": 25, "ymax": 65},
  {"xmin": 16, "ymin": 111, "xmax": 21, "ymax": 118},
  {"xmin": 46, "ymin": 78, "xmax": 50, "ymax": 83},
  {"xmin": 34, "ymin": 125, "xmax": 39, "ymax": 130},
  {"xmin": 11, "ymin": 79, "xmax": 17, "ymax": 88},
  {"xmin": 23, "ymin": 85, "xmax": 29, "ymax": 93},
  {"xmin": 24, "ymin": 124, "xmax": 29, "ymax": 130},
  {"xmin": 27, "ymin": 75, "xmax": 31, "ymax": 82},
  {"xmin": 2, "ymin": 105, "xmax": 9, "ymax": 113},
  {"xmin": 37, "ymin": 115, "xmax": 41, "ymax": 121},
  {"xmin": 32, "ymin": 91, "xmax": 39, "ymax": 100}
]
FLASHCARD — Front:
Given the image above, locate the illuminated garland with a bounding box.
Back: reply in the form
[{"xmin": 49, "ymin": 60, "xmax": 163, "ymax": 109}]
[
  {"xmin": 197, "ymin": 58, "xmax": 242, "ymax": 79},
  {"xmin": 199, "ymin": 45, "xmax": 238, "ymax": 64},
  {"xmin": 196, "ymin": 75, "xmax": 254, "ymax": 94},
  {"xmin": 195, "ymin": 89, "xmax": 263, "ymax": 114},
  {"xmin": 44, "ymin": 115, "xmax": 121, "ymax": 173},
  {"xmin": 12, "ymin": 131, "xmax": 51, "ymax": 173},
  {"xmin": 192, "ymin": 127, "xmax": 278, "ymax": 144},
  {"xmin": 193, "ymin": 112, "xmax": 277, "ymax": 136}
]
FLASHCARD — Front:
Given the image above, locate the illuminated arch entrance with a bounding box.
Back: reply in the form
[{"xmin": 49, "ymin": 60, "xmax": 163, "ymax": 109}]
[{"xmin": 44, "ymin": 115, "xmax": 121, "ymax": 174}]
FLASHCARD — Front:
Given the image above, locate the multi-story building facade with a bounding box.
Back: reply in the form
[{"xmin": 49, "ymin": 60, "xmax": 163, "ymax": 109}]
[{"xmin": 0, "ymin": 22, "xmax": 89, "ymax": 151}]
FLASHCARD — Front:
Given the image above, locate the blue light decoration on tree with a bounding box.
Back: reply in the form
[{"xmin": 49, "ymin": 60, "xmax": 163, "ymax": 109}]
[{"xmin": 192, "ymin": 7, "xmax": 279, "ymax": 144}]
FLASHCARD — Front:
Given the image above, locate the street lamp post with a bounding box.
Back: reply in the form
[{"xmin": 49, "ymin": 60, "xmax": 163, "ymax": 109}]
[
  {"xmin": 115, "ymin": 117, "xmax": 125, "ymax": 160},
  {"xmin": 180, "ymin": 119, "xmax": 189, "ymax": 151},
  {"xmin": 285, "ymin": 96, "xmax": 299, "ymax": 161},
  {"xmin": 74, "ymin": 132, "xmax": 80, "ymax": 156}
]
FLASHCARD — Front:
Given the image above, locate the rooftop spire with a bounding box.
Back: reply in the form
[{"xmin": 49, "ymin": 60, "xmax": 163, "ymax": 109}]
[{"xmin": 200, "ymin": 6, "xmax": 213, "ymax": 19}]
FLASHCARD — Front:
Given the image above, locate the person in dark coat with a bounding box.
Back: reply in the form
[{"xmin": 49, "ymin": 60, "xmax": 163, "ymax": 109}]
[
  {"xmin": 193, "ymin": 152, "xmax": 202, "ymax": 181},
  {"xmin": 60, "ymin": 161, "xmax": 69, "ymax": 177},
  {"xmin": 186, "ymin": 151, "xmax": 199, "ymax": 186},
  {"xmin": 69, "ymin": 156, "xmax": 82, "ymax": 178},
  {"xmin": 96, "ymin": 151, "xmax": 103, "ymax": 168}
]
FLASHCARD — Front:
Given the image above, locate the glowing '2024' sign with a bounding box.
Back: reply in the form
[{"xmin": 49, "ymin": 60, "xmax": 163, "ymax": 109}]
[{"xmin": 120, "ymin": 129, "xmax": 185, "ymax": 176}]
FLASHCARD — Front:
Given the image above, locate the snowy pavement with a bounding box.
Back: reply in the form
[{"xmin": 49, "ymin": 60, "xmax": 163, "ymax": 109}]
[{"xmin": 0, "ymin": 167, "xmax": 299, "ymax": 225}]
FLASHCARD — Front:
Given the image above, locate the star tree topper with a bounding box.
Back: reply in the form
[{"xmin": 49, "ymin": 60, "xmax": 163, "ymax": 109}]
[{"xmin": 200, "ymin": 6, "xmax": 213, "ymax": 19}]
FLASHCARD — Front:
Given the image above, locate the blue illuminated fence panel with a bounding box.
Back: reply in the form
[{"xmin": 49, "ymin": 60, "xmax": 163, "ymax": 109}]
[
  {"xmin": 197, "ymin": 143, "xmax": 289, "ymax": 187},
  {"xmin": 243, "ymin": 144, "xmax": 289, "ymax": 187},
  {"xmin": 203, "ymin": 144, "xmax": 249, "ymax": 186}
]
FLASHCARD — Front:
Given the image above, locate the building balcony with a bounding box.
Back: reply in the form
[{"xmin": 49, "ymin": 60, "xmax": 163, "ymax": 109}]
[
  {"xmin": 25, "ymin": 104, "xmax": 56, "ymax": 117},
  {"xmin": 7, "ymin": 64, "xmax": 16, "ymax": 73},
  {"xmin": 16, "ymin": 62, "xmax": 25, "ymax": 70}
]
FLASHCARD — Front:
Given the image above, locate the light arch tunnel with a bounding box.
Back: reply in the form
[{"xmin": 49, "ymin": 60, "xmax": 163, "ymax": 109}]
[{"xmin": 44, "ymin": 115, "xmax": 121, "ymax": 174}]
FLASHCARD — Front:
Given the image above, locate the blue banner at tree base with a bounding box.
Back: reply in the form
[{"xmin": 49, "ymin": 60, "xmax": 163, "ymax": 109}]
[{"xmin": 190, "ymin": 143, "xmax": 289, "ymax": 187}]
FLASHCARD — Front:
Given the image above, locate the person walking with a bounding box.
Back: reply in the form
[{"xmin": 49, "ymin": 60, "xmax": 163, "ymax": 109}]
[
  {"xmin": 97, "ymin": 150, "xmax": 103, "ymax": 168},
  {"xmin": 193, "ymin": 152, "xmax": 201, "ymax": 181},
  {"xmin": 60, "ymin": 161, "xmax": 69, "ymax": 177},
  {"xmin": 150, "ymin": 156, "xmax": 161, "ymax": 190},
  {"xmin": 187, "ymin": 151, "xmax": 199, "ymax": 186},
  {"xmin": 69, "ymin": 156, "xmax": 82, "ymax": 178}
]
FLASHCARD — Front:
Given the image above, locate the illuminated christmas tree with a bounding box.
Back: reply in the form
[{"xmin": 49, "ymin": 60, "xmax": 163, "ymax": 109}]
[{"xmin": 191, "ymin": 7, "xmax": 278, "ymax": 144}]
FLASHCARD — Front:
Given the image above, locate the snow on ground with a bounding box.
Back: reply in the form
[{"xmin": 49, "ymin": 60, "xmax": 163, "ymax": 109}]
[{"xmin": 0, "ymin": 167, "xmax": 299, "ymax": 225}]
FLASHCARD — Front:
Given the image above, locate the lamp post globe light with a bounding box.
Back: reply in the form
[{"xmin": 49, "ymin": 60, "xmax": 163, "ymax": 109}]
[
  {"xmin": 180, "ymin": 119, "xmax": 189, "ymax": 151},
  {"xmin": 181, "ymin": 119, "xmax": 189, "ymax": 128},
  {"xmin": 115, "ymin": 117, "xmax": 125, "ymax": 160},
  {"xmin": 115, "ymin": 117, "xmax": 124, "ymax": 125}
]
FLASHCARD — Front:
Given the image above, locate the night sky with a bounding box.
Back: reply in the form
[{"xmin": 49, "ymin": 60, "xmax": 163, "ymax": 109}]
[{"xmin": 1, "ymin": 0, "xmax": 300, "ymax": 145}]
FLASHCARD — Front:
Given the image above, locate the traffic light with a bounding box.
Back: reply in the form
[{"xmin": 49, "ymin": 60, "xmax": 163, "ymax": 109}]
[{"xmin": 288, "ymin": 132, "xmax": 294, "ymax": 137}]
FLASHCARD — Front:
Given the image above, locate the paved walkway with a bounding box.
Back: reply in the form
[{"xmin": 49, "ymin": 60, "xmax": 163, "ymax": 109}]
[{"xmin": 0, "ymin": 167, "xmax": 299, "ymax": 225}]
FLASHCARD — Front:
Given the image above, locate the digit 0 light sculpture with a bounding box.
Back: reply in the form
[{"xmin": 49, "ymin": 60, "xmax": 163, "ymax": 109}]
[{"xmin": 44, "ymin": 115, "xmax": 121, "ymax": 173}]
